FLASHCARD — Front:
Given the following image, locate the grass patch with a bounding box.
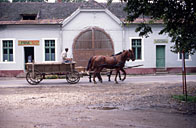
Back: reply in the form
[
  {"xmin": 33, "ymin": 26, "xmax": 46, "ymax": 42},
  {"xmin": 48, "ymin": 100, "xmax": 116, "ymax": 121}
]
[
  {"xmin": 45, "ymin": 75, "xmax": 58, "ymax": 79},
  {"xmin": 45, "ymin": 75, "xmax": 66, "ymax": 79},
  {"xmin": 177, "ymin": 73, "xmax": 196, "ymax": 75},
  {"xmin": 172, "ymin": 95, "xmax": 196, "ymax": 102}
]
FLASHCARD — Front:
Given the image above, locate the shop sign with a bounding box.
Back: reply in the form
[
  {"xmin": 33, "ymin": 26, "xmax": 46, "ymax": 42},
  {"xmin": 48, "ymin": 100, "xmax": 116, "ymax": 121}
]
[
  {"xmin": 18, "ymin": 40, "xmax": 39, "ymax": 46},
  {"xmin": 154, "ymin": 39, "xmax": 168, "ymax": 43}
]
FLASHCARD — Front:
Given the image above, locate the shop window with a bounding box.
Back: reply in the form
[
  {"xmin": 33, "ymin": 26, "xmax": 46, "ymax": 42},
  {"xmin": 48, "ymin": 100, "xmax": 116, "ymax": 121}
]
[
  {"xmin": 45, "ymin": 40, "xmax": 55, "ymax": 61},
  {"xmin": 3, "ymin": 40, "xmax": 13, "ymax": 62},
  {"xmin": 131, "ymin": 39, "xmax": 142, "ymax": 60}
]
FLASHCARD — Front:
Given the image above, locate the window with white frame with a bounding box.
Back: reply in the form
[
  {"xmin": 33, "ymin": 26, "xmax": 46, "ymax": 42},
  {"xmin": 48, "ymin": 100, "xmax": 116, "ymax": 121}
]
[
  {"xmin": 2, "ymin": 40, "xmax": 13, "ymax": 62},
  {"xmin": 130, "ymin": 38, "xmax": 143, "ymax": 60},
  {"xmin": 45, "ymin": 40, "xmax": 55, "ymax": 61},
  {"xmin": 179, "ymin": 52, "xmax": 191, "ymax": 61}
]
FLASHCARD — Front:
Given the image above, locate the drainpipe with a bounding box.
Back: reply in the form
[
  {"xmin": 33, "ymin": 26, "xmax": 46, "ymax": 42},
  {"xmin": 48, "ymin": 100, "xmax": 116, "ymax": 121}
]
[
  {"xmin": 122, "ymin": 24, "xmax": 126, "ymax": 50},
  {"xmin": 60, "ymin": 24, "xmax": 63, "ymax": 53}
]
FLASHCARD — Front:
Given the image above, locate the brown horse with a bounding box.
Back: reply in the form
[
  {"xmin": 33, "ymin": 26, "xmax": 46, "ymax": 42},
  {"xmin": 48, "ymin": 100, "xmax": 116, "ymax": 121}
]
[
  {"xmin": 88, "ymin": 52, "xmax": 126, "ymax": 82},
  {"xmin": 87, "ymin": 49, "xmax": 135, "ymax": 84}
]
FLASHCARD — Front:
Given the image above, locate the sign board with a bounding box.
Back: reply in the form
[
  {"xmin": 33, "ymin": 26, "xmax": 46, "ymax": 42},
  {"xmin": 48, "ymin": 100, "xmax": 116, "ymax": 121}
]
[
  {"xmin": 154, "ymin": 39, "xmax": 168, "ymax": 43},
  {"xmin": 18, "ymin": 40, "xmax": 39, "ymax": 46}
]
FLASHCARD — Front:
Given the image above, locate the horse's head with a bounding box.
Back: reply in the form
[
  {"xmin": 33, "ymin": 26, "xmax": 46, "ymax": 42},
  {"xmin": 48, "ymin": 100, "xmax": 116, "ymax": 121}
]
[
  {"xmin": 123, "ymin": 49, "xmax": 135, "ymax": 61},
  {"xmin": 129, "ymin": 49, "xmax": 135, "ymax": 61}
]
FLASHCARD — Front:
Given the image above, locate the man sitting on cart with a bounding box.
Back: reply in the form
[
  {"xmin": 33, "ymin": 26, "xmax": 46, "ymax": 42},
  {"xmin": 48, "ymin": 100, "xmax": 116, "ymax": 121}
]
[{"xmin": 61, "ymin": 48, "xmax": 72, "ymax": 63}]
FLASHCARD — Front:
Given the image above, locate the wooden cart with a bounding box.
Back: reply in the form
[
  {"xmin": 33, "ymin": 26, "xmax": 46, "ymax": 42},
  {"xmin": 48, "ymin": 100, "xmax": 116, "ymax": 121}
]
[{"xmin": 25, "ymin": 62, "xmax": 80, "ymax": 85}]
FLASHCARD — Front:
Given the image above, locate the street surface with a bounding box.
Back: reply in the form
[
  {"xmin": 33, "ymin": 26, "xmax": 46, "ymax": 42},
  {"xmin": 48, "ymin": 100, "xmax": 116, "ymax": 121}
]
[{"xmin": 0, "ymin": 75, "xmax": 196, "ymax": 128}]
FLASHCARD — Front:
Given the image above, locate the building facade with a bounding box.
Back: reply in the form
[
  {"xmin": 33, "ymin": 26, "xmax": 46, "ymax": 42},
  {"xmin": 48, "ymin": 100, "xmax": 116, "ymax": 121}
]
[{"xmin": 0, "ymin": 1, "xmax": 196, "ymax": 76}]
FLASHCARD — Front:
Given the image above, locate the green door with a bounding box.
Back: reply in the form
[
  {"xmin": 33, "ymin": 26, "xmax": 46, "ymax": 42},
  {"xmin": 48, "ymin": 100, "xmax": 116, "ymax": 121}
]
[{"xmin": 156, "ymin": 45, "xmax": 165, "ymax": 68}]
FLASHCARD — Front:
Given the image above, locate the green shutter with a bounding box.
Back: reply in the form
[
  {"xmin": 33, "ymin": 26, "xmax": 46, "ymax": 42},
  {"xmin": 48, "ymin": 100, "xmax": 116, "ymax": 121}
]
[
  {"xmin": 132, "ymin": 39, "xmax": 141, "ymax": 60},
  {"xmin": 3, "ymin": 40, "xmax": 13, "ymax": 62},
  {"xmin": 45, "ymin": 40, "xmax": 55, "ymax": 61}
]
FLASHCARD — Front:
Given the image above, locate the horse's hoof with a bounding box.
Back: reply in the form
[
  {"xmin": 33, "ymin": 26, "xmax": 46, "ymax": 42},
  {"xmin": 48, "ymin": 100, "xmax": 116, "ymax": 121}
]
[
  {"xmin": 94, "ymin": 82, "xmax": 97, "ymax": 84},
  {"xmin": 115, "ymin": 81, "xmax": 119, "ymax": 84},
  {"xmin": 121, "ymin": 79, "xmax": 125, "ymax": 81}
]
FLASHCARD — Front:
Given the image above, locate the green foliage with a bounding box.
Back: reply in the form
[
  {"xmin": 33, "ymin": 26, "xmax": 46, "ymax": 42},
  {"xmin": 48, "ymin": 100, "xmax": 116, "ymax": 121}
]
[
  {"xmin": 172, "ymin": 95, "xmax": 196, "ymax": 103},
  {"xmin": 122, "ymin": 0, "xmax": 196, "ymax": 54},
  {"xmin": 62, "ymin": 0, "xmax": 85, "ymax": 2},
  {"xmin": 45, "ymin": 75, "xmax": 58, "ymax": 79},
  {"xmin": 13, "ymin": 0, "xmax": 44, "ymax": 2},
  {"xmin": 0, "ymin": 0, "xmax": 9, "ymax": 2}
]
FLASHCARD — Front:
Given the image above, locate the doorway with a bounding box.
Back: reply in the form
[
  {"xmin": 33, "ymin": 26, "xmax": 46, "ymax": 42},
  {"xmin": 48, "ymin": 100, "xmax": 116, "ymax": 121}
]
[
  {"xmin": 24, "ymin": 47, "xmax": 34, "ymax": 63},
  {"xmin": 73, "ymin": 27, "xmax": 114, "ymax": 67},
  {"xmin": 156, "ymin": 45, "xmax": 165, "ymax": 68}
]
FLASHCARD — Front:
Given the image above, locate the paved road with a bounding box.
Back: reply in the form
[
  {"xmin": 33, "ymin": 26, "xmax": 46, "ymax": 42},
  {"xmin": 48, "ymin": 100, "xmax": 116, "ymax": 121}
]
[{"xmin": 0, "ymin": 74, "xmax": 196, "ymax": 88}]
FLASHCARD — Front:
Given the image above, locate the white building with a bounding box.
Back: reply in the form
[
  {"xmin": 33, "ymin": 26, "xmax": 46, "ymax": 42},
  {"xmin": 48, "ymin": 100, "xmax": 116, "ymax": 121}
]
[{"xmin": 0, "ymin": 1, "xmax": 196, "ymax": 76}]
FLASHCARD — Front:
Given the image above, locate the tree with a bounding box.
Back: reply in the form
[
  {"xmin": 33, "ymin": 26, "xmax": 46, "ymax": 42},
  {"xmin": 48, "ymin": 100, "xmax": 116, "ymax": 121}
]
[
  {"xmin": 62, "ymin": 0, "xmax": 85, "ymax": 2},
  {"xmin": 118, "ymin": 0, "xmax": 196, "ymax": 99},
  {"xmin": 121, "ymin": 0, "xmax": 196, "ymax": 54},
  {"xmin": 13, "ymin": 0, "xmax": 44, "ymax": 2},
  {"xmin": 0, "ymin": 0, "xmax": 9, "ymax": 2}
]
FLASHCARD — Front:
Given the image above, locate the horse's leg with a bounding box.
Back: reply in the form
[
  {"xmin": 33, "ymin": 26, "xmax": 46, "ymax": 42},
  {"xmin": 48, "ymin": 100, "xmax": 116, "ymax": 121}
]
[
  {"xmin": 121, "ymin": 68, "xmax": 126, "ymax": 81},
  {"xmin": 89, "ymin": 73, "xmax": 92, "ymax": 82},
  {"xmin": 115, "ymin": 69, "xmax": 120, "ymax": 84},
  {"xmin": 93, "ymin": 72, "xmax": 97, "ymax": 84},
  {"xmin": 118, "ymin": 71, "xmax": 121, "ymax": 80},
  {"xmin": 93, "ymin": 69, "xmax": 98, "ymax": 84},
  {"xmin": 97, "ymin": 72, "xmax": 102, "ymax": 83},
  {"xmin": 96, "ymin": 67, "xmax": 103, "ymax": 83},
  {"xmin": 107, "ymin": 70, "xmax": 112, "ymax": 82}
]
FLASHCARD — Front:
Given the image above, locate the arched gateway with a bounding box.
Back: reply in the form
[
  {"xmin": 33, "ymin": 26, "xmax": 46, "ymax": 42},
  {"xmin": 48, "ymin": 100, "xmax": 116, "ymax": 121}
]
[{"xmin": 73, "ymin": 27, "xmax": 114, "ymax": 67}]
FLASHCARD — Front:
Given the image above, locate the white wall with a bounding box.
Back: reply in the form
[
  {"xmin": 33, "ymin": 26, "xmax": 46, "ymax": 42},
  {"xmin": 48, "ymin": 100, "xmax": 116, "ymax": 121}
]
[
  {"xmin": 124, "ymin": 24, "xmax": 196, "ymax": 68},
  {"xmin": 62, "ymin": 10, "xmax": 123, "ymax": 56},
  {"xmin": 0, "ymin": 10, "xmax": 195, "ymax": 72},
  {"xmin": 0, "ymin": 25, "xmax": 61, "ymax": 70}
]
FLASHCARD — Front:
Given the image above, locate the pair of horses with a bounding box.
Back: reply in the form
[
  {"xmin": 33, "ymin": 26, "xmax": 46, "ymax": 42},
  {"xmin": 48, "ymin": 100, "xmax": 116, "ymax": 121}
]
[{"xmin": 86, "ymin": 49, "xmax": 135, "ymax": 84}]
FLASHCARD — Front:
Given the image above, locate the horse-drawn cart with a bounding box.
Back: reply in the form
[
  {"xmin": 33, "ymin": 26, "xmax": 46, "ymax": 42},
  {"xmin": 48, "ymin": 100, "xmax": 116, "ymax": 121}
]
[{"xmin": 25, "ymin": 62, "xmax": 80, "ymax": 85}]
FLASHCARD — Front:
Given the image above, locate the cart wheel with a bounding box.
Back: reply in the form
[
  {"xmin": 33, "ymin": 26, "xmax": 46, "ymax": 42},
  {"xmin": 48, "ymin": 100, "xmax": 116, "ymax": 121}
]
[
  {"xmin": 66, "ymin": 71, "xmax": 80, "ymax": 84},
  {"xmin": 26, "ymin": 70, "xmax": 43, "ymax": 85}
]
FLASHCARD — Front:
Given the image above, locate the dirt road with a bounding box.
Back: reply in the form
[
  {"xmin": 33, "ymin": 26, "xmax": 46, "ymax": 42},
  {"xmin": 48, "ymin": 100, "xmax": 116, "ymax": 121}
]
[{"xmin": 0, "ymin": 75, "xmax": 196, "ymax": 128}]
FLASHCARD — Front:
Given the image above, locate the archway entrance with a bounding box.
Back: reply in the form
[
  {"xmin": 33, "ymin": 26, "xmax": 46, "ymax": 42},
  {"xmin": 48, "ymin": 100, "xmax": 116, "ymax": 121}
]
[{"xmin": 73, "ymin": 27, "xmax": 114, "ymax": 67}]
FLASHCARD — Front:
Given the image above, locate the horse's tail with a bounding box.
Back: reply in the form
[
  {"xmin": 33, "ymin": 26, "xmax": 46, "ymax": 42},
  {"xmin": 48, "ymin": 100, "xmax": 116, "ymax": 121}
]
[{"xmin": 86, "ymin": 56, "xmax": 93, "ymax": 71}]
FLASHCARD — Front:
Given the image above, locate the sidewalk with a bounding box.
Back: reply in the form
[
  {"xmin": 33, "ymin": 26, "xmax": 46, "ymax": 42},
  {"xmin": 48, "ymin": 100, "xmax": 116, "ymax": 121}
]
[{"xmin": 0, "ymin": 74, "xmax": 196, "ymax": 88}]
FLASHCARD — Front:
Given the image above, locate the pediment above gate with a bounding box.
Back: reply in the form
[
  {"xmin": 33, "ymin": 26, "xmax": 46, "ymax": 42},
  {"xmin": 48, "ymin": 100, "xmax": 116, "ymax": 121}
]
[{"xmin": 62, "ymin": 8, "xmax": 122, "ymax": 27}]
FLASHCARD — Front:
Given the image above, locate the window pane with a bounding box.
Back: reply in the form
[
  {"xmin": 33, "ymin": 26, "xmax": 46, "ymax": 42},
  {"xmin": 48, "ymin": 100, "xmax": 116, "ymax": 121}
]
[
  {"xmin": 51, "ymin": 41, "xmax": 55, "ymax": 47},
  {"xmin": 9, "ymin": 54, "xmax": 13, "ymax": 61},
  {"xmin": 45, "ymin": 48, "xmax": 49, "ymax": 53},
  {"xmin": 45, "ymin": 53, "xmax": 50, "ymax": 61},
  {"xmin": 9, "ymin": 41, "xmax": 13, "ymax": 47},
  {"xmin": 3, "ymin": 54, "xmax": 8, "ymax": 61},
  {"xmin": 9, "ymin": 49, "xmax": 13, "ymax": 54},
  {"xmin": 3, "ymin": 49, "xmax": 7, "ymax": 54},
  {"xmin": 3, "ymin": 42, "xmax": 7, "ymax": 47},
  {"xmin": 51, "ymin": 48, "xmax": 55, "ymax": 53},
  {"xmin": 132, "ymin": 41, "xmax": 135, "ymax": 46},
  {"xmin": 137, "ymin": 47, "xmax": 141, "ymax": 59},
  {"xmin": 180, "ymin": 52, "xmax": 189, "ymax": 59},
  {"xmin": 45, "ymin": 41, "xmax": 49, "ymax": 47},
  {"xmin": 185, "ymin": 52, "xmax": 189, "ymax": 59},
  {"xmin": 51, "ymin": 53, "xmax": 55, "ymax": 61}
]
